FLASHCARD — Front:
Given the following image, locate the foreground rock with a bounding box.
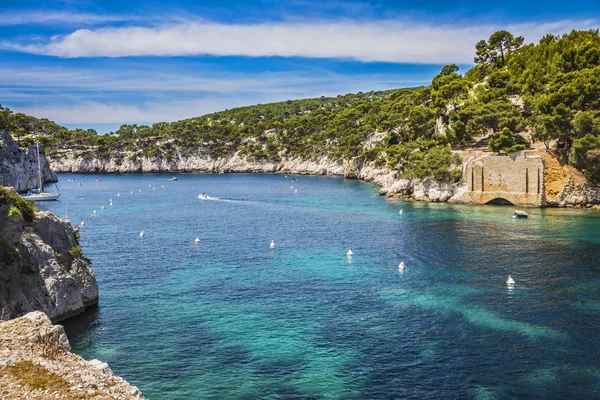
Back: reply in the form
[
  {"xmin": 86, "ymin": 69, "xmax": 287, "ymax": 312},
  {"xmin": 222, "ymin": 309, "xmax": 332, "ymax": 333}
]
[
  {"xmin": 0, "ymin": 311, "xmax": 144, "ymax": 399},
  {"xmin": 0, "ymin": 131, "xmax": 57, "ymax": 192},
  {"xmin": 0, "ymin": 187, "xmax": 98, "ymax": 322}
]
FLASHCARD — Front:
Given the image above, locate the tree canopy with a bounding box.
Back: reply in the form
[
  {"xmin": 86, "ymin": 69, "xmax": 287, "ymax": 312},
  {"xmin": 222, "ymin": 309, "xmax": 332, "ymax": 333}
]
[{"xmin": 2, "ymin": 29, "xmax": 600, "ymax": 183}]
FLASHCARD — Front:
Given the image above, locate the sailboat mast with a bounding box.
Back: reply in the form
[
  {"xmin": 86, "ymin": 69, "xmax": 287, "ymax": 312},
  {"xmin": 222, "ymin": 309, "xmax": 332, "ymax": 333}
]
[{"xmin": 36, "ymin": 142, "xmax": 43, "ymax": 191}]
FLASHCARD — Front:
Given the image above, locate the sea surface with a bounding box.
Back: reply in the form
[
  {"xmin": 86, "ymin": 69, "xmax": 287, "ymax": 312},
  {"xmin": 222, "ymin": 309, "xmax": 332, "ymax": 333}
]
[{"xmin": 38, "ymin": 173, "xmax": 600, "ymax": 399}]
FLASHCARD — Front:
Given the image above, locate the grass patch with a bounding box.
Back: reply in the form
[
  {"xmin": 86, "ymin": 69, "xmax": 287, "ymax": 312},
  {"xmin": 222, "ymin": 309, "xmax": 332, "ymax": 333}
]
[{"xmin": 0, "ymin": 360, "xmax": 69, "ymax": 391}]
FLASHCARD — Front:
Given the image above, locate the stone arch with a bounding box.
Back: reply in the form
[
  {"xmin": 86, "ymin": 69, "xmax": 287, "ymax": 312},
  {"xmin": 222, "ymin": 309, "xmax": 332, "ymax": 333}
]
[{"xmin": 485, "ymin": 197, "xmax": 515, "ymax": 205}]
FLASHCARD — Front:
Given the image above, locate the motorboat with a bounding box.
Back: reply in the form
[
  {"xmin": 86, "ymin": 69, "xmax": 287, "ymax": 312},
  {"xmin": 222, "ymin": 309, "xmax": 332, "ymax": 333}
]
[{"xmin": 514, "ymin": 210, "xmax": 528, "ymax": 218}]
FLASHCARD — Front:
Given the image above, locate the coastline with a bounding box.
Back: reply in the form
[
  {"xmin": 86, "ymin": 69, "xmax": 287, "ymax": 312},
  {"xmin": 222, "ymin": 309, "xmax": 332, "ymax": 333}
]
[{"xmin": 49, "ymin": 151, "xmax": 600, "ymax": 208}]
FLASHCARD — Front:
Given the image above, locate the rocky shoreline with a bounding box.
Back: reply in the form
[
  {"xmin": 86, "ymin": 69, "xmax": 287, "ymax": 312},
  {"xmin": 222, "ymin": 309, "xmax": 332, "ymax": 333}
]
[
  {"xmin": 50, "ymin": 151, "xmax": 463, "ymax": 202},
  {"xmin": 0, "ymin": 189, "xmax": 98, "ymax": 322},
  {"xmin": 49, "ymin": 149, "xmax": 600, "ymax": 208},
  {"xmin": 0, "ymin": 311, "xmax": 144, "ymax": 399}
]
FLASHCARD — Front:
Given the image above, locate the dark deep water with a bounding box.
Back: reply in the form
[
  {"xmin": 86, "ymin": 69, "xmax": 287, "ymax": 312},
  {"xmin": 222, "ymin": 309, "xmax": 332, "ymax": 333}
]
[{"xmin": 38, "ymin": 173, "xmax": 600, "ymax": 399}]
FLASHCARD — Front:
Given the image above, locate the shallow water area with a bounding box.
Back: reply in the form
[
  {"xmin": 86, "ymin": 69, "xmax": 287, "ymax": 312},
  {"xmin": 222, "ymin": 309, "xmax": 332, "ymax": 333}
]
[{"xmin": 38, "ymin": 173, "xmax": 600, "ymax": 399}]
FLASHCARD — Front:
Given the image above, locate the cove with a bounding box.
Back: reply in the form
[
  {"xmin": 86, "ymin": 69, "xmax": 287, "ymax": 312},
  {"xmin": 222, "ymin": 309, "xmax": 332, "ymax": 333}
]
[{"xmin": 37, "ymin": 173, "xmax": 600, "ymax": 400}]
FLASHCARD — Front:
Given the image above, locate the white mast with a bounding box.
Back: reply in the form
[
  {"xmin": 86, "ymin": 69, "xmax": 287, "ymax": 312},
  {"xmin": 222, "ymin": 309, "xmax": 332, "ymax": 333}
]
[{"xmin": 36, "ymin": 142, "xmax": 42, "ymax": 191}]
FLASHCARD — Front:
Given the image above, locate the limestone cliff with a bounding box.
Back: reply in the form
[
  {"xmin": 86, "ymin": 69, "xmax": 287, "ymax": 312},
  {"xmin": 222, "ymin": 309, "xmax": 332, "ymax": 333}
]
[
  {"xmin": 0, "ymin": 311, "xmax": 144, "ymax": 399},
  {"xmin": 50, "ymin": 149, "xmax": 462, "ymax": 202},
  {"xmin": 49, "ymin": 148, "xmax": 600, "ymax": 207},
  {"xmin": 0, "ymin": 187, "xmax": 98, "ymax": 322},
  {"xmin": 0, "ymin": 131, "xmax": 58, "ymax": 193}
]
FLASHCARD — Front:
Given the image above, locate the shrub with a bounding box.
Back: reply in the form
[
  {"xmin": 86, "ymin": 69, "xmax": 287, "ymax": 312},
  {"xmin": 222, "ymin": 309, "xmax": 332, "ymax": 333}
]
[
  {"xmin": 0, "ymin": 186, "xmax": 37, "ymax": 222},
  {"xmin": 68, "ymin": 246, "xmax": 83, "ymax": 259},
  {"xmin": 8, "ymin": 206, "xmax": 21, "ymax": 218}
]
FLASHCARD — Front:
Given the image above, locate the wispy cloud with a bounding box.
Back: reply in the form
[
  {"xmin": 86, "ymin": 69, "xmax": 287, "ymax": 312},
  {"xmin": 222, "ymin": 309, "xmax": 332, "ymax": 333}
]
[
  {"xmin": 0, "ymin": 11, "xmax": 137, "ymax": 26},
  {"xmin": 3, "ymin": 18, "xmax": 597, "ymax": 63},
  {"xmin": 1, "ymin": 64, "xmax": 429, "ymax": 127}
]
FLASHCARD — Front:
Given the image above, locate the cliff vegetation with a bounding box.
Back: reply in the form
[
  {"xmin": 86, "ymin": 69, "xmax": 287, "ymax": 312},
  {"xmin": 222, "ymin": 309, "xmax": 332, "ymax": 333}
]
[{"xmin": 1, "ymin": 29, "xmax": 600, "ymax": 183}]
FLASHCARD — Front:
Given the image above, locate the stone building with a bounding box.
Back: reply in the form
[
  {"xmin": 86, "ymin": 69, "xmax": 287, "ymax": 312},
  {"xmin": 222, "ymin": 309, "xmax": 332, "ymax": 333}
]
[{"xmin": 458, "ymin": 152, "xmax": 545, "ymax": 206}]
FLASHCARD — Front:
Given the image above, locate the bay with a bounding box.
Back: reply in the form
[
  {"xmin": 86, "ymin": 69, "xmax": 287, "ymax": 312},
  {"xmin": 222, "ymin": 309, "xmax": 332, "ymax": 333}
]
[{"xmin": 37, "ymin": 173, "xmax": 600, "ymax": 399}]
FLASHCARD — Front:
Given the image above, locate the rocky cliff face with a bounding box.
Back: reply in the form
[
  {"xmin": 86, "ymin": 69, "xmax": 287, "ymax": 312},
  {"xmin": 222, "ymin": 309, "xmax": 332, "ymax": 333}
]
[
  {"xmin": 0, "ymin": 189, "xmax": 98, "ymax": 322},
  {"xmin": 0, "ymin": 311, "xmax": 144, "ymax": 399},
  {"xmin": 50, "ymin": 149, "xmax": 462, "ymax": 202},
  {"xmin": 0, "ymin": 131, "xmax": 57, "ymax": 192},
  {"xmin": 50, "ymin": 148, "xmax": 599, "ymax": 207}
]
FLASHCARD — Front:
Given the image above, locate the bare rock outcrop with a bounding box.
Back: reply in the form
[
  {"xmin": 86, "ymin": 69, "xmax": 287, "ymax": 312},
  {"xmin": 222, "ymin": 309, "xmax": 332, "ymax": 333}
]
[
  {"xmin": 0, "ymin": 311, "xmax": 144, "ymax": 399},
  {"xmin": 0, "ymin": 131, "xmax": 57, "ymax": 192},
  {"xmin": 0, "ymin": 189, "xmax": 98, "ymax": 322}
]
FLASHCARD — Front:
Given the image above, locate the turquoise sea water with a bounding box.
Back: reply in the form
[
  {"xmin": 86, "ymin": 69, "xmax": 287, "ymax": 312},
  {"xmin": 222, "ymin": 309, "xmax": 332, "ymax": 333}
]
[{"xmin": 38, "ymin": 173, "xmax": 600, "ymax": 399}]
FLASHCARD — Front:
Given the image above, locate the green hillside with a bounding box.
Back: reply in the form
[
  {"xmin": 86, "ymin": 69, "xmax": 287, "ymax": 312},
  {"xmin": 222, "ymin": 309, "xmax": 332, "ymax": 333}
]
[{"xmin": 1, "ymin": 29, "xmax": 600, "ymax": 183}]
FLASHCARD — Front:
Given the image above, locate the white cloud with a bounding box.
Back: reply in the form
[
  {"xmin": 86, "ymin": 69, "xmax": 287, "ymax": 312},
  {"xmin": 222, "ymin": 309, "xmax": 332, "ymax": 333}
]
[
  {"xmin": 4, "ymin": 18, "xmax": 598, "ymax": 63},
  {"xmin": 0, "ymin": 11, "xmax": 136, "ymax": 26},
  {"xmin": 3, "ymin": 66, "xmax": 428, "ymax": 126},
  {"xmin": 0, "ymin": 65, "xmax": 428, "ymax": 95}
]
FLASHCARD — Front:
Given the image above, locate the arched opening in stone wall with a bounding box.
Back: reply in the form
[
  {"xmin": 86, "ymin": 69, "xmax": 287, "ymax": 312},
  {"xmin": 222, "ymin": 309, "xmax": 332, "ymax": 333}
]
[{"xmin": 485, "ymin": 197, "xmax": 515, "ymax": 205}]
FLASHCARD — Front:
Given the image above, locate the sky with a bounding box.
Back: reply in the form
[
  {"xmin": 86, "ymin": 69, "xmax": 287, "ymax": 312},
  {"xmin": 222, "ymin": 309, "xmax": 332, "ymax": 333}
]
[{"xmin": 0, "ymin": 1, "xmax": 599, "ymax": 133}]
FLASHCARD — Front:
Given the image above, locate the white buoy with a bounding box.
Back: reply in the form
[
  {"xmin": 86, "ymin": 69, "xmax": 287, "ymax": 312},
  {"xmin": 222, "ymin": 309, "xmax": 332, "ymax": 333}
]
[
  {"xmin": 139, "ymin": 189, "xmax": 142, "ymax": 192},
  {"xmin": 149, "ymin": 184, "xmax": 152, "ymax": 187},
  {"xmin": 194, "ymin": 237, "xmax": 200, "ymax": 244},
  {"xmin": 130, "ymin": 191, "xmax": 133, "ymax": 194},
  {"xmin": 117, "ymin": 193, "xmax": 120, "ymax": 197},
  {"xmin": 153, "ymin": 187, "xmax": 155, "ymax": 190},
  {"xmin": 398, "ymin": 261, "xmax": 405, "ymax": 271},
  {"xmin": 162, "ymin": 185, "xmax": 165, "ymax": 188},
  {"xmin": 506, "ymin": 275, "xmax": 515, "ymax": 286},
  {"xmin": 399, "ymin": 209, "xmax": 403, "ymax": 215},
  {"xmin": 270, "ymin": 240, "xmax": 276, "ymax": 248},
  {"xmin": 140, "ymin": 231, "xmax": 145, "ymax": 238},
  {"xmin": 347, "ymin": 249, "xmax": 354, "ymax": 257}
]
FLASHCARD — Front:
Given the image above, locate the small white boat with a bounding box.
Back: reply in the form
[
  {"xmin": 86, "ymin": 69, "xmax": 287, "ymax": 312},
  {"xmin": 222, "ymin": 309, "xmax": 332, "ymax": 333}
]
[
  {"xmin": 130, "ymin": 191, "xmax": 133, "ymax": 194},
  {"xmin": 270, "ymin": 240, "xmax": 276, "ymax": 248},
  {"xmin": 93, "ymin": 210, "xmax": 97, "ymax": 215},
  {"xmin": 21, "ymin": 142, "xmax": 61, "ymax": 202},
  {"xmin": 140, "ymin": 231, "xmax": 145, "ymax": 238},
  {"xmin": 64, "ymin": 202, "xmax": 70, "ymax": 224},
  {"xmin": 506, "ymin": 275, "xmax": 515, "ymax": 286},
  {"xmin": 23, "ymin": 191, "xmax": 61, "ymax": 201},
  {"xmin": 117, "ymin": 193, "xmax": 120, "ymax": 197},
  {"xmin": 398, "ymin": 261, "xmax": 405, "ymax": 271},
  {"xmin": 194, "ymin": 237, "xmax": 200, "ymax": 244},
  {"xmin": 149, "ymin": 184, "xmax": 152, "ymax": 187},
  {"xmin": 169, "ymin": 177, "xmax": 178, "ymax": 181},
  {"xmin": 101, "ymin": 206, "xmax": 105, "ymax": 211},
  {"xmin": 399, "ymin": 209, "xmax": 403, "ymax": 215},
  {"xmin": 80, "ymin": 220, "xmax": 85, "ymax": 227},
  {"xmin": 347, "ymin": 249, "xmax": 354, "ymax": 257},
  {"xmin": 514, "ymin": 210, "xmax": 528, "ymax": 218}
]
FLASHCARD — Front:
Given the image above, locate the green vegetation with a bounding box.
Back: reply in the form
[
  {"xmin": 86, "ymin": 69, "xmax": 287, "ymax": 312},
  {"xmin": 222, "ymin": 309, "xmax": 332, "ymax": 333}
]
[
  {"xmin": 0, "ymin": 360, "xmax": 69, "ymax": 391},
  {"xmin": 68, "ymin": 245, "xmax": 83, "ymax": 259},
  {"xmin": 8, "ymin": 206, "xmax": 21, "ymax": 218},
  {"xmin": 0, "ymin": 239, "xmax": 20, "ymax": 265},
  {"xmin": 1, "ymin": 29, "xmax": 600, "ymax": 183},
  {"xmin": 0, "ymin": 186, "xmax": 38, "ymax": 222}
]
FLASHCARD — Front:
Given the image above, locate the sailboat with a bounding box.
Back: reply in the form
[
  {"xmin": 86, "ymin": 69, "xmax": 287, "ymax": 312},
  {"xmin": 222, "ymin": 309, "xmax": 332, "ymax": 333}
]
[{"xmin": 23, "ymin": 142, "xmax": 60, "ymax": 201}]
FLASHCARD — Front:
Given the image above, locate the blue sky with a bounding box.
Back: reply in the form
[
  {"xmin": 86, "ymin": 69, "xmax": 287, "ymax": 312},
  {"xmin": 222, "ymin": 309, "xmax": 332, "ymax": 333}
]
[{"xmin": 0, "ymin": 0, "xmax": 599, "ymax": 133}]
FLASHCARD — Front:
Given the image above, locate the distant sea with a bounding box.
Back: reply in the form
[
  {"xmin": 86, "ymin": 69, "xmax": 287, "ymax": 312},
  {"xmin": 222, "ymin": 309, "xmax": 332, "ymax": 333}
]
[{"xmin": 37, "ymin": 173, "xmax": 600, "ymax": 399}]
